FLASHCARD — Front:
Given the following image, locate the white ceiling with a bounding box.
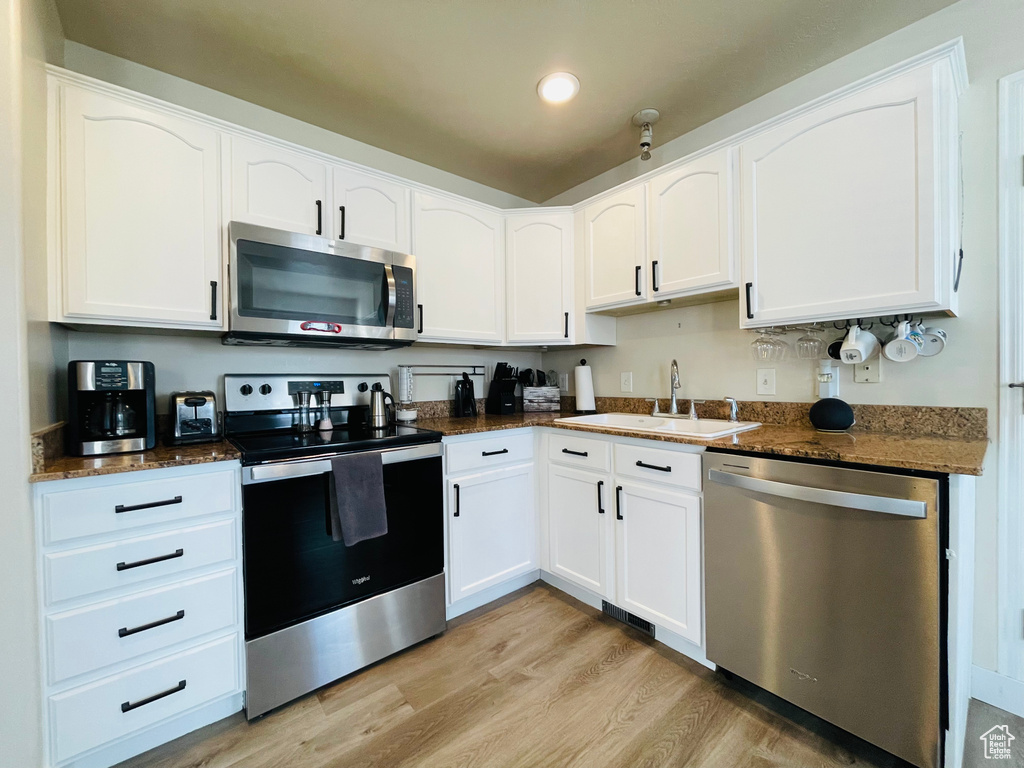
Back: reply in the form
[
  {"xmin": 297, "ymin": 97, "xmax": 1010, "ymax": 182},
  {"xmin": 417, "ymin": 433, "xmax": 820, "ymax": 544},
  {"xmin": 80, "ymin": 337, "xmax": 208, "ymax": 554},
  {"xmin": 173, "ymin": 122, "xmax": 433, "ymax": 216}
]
[{"xmin": 54, "ymin": 0, "xmax": 958, "ymax": 202}]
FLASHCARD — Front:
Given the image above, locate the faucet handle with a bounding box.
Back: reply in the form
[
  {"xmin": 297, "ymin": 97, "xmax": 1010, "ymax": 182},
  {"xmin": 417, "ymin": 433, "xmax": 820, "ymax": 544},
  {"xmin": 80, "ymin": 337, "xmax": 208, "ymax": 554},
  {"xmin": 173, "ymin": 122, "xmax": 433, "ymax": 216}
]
[
  {"xmin": 724, "ymin": 397, "xmax": 739, "ymax": 422},
  {"xmin": 689, "ymin": 399, "xmax": 705, "ymax": 420},
  {"xmin": 645, "ymin": 398, "xmax": 661, "ymax": 415}
]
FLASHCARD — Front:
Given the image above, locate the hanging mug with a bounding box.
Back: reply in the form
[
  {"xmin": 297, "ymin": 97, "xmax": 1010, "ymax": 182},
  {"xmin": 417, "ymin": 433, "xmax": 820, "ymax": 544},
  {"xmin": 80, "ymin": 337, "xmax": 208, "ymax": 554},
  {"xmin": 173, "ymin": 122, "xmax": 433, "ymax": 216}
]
[
  {"xmin": 839, "ymin": 325, "xmax": 880, "ymax": 364},
  {"xmin": 916, "ymin": 323, "xmax": 947, "ymax": 357},
  {"xmin": 883, "ymin": 321, "xmax": 923, "ymax": 362}
]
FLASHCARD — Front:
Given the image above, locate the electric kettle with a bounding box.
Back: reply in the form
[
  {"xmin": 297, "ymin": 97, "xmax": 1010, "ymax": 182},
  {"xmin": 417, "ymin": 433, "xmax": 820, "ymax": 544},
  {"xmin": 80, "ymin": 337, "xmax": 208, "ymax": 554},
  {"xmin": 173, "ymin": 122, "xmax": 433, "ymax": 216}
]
[{"xmin": 369, "ymin": 382, "xmax": 395, "ymax": 428}]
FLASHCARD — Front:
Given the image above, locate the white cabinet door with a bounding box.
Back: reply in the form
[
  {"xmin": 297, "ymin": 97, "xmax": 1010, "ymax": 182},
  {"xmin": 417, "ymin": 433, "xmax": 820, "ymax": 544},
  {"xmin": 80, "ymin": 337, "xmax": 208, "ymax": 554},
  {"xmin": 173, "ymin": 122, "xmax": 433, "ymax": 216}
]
[
  {"xmin": 614, "ymin": 481, "xmax": 702, "ymax": 644},
  {"xmin": 331, "ymin": 166, "xmax": 410, "ymax": 252},
  {"xmin": 548, "ymin": 465, "xmax": 612, "ymax": 598},
  {"xmin": 584, "ymin": 185, "xmax": 646, "ymax": 309},
  {"xmin": 648, "ymin": 148, "xmax": 736, "ymax": 298},
  {"xmin": 412, "ymin": 192, "xmax": 504, "ymax": 343},
  {"xmin": 739, "ymin": 63, "xmax": 955, "ymax": 327},
  {"xmin": 229, "ymin": 136, "xmax": 328, "ymax": 236},
  {"xmin": 448, "ymin": 464, "xmax": 535, "ymax": 602},
  {"xmin": 506, "ymin": 211, "xmax": 573, "ymax": 344},
  {"xmin": 60, "ymin": 87, "xmax": 223, "ymax": 328}
]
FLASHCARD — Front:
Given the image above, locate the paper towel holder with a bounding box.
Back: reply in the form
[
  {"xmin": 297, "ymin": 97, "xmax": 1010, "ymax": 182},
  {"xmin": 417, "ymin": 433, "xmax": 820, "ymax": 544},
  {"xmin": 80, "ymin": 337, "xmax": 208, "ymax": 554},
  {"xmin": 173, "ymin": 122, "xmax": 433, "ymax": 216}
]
[{"xmin": 574, "ymin": 358, "xmax": 598, "ymax": 415}]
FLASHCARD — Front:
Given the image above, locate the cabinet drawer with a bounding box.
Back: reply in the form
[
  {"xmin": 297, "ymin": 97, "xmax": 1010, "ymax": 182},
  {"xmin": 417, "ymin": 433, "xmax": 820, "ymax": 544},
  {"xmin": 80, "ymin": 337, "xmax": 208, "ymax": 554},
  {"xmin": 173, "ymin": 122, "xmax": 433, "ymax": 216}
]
[
  {"xmin": 46, "ymin": 569, "xmax": 238, "ymax": 684},
  {"xmin": 446, "ymin": 433, "xmax": 533, "ymax": 475},
  {"xmin": 44, "ymin": 518, "xmax": 237, "ymax": 605},
  {"xmin": 548, "ymin": 434, "xmax": 610, "ymax": 472},
  {"xmin": 41, "ymin": 468, "xmax": 236, "ymax": 545},
  {"xmin": 614, "ymin": 444, "xmax": 702, "ymax": 491},
  {"xmin": 49, "ymin": 633, "xmax": 239, "ymax": 764}
]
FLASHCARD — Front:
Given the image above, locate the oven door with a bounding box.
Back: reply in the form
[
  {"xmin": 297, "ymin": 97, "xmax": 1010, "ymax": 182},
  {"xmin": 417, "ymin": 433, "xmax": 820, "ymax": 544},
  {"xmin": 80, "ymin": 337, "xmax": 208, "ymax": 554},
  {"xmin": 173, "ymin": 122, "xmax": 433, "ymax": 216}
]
[
  {"xmin": 241, "ymin": 443, "xmax": 443, "ymax": 640},
  {"xmin": 228, "ymin": 222, "xmax": 416, "ymax": 345}
]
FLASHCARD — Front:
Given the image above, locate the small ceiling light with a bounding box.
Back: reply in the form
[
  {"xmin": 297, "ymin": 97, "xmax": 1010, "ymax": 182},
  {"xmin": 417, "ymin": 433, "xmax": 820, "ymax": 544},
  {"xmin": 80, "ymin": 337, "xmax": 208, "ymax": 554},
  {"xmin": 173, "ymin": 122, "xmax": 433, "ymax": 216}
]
[
  {"xmin": 632, "ymin": 108, "xmax": 661, "ymax": 160},
  {"xmin": 538, "ymin": 72, "xmax": 580, "ymax": 104}
]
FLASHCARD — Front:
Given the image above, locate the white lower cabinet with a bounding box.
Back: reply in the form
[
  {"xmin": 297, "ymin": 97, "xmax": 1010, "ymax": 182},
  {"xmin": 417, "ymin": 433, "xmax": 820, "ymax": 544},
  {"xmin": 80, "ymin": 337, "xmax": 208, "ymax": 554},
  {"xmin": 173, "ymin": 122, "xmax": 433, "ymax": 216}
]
[
  {"xmin": 547, "ymin": 464, "xmax": 612, "ymax": 598},
  {"xmin": 448, "ymin": 463, "xmax": 536, "ymax": 602}
]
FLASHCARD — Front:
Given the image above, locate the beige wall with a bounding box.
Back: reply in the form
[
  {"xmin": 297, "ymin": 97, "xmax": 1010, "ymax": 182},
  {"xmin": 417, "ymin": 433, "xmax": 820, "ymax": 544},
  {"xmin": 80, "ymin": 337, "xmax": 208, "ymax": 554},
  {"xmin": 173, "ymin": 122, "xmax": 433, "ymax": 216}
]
[{"xmin": 547, "ymin": 0, "xmax": 1024, "ymax": 675}]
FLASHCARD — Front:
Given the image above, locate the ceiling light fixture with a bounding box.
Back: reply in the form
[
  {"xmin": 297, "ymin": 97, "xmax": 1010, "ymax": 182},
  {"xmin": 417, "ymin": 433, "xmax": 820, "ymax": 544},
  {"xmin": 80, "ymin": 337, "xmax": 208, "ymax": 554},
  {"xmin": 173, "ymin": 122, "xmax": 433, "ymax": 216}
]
[
  {"xmin": 537, "ymin": 72, "xmax": 580, "ymax": 104},
  {"xmin": 632, "ymin": 108, "xmax": 661, "ymax": 160}
]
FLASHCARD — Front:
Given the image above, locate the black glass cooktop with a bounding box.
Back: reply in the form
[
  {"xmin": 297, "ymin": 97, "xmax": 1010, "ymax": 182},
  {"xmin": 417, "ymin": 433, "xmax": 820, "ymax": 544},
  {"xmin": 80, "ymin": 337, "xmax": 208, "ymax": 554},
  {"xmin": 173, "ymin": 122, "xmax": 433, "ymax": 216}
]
[{"xmin": 228, "ymin": 423, "xmax": 442, "ymax": 464}]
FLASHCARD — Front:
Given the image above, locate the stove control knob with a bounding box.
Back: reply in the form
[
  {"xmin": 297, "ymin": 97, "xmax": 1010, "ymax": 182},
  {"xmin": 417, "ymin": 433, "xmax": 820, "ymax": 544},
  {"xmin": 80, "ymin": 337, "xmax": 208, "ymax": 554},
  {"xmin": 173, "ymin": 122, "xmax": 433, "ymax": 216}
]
[
  {"xmin": 358, "ymin": 382, "xmax": 369, "ymax": 392},
  {"xmin": 239, "ymin": 384, "xmax": 253, "ymax": 396},
  {"xmin": 259, "ymin": 384, "xmax": 273, "ymax": 395}
]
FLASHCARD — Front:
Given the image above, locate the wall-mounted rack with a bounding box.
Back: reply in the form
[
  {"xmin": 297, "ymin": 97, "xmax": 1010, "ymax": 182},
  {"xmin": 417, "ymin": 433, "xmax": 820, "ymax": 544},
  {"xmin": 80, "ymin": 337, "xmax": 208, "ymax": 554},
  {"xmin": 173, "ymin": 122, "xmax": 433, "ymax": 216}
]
[{"xmin": 398, "ymin": 364, "xmax": 486, "ymax": 377}]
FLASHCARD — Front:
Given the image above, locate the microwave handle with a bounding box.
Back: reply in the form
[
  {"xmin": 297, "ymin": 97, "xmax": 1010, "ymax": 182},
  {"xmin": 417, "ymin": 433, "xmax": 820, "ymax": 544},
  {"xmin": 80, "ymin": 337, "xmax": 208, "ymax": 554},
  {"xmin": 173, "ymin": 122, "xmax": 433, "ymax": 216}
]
[{"xmin": 384, "ymin": 264, "xmax": 398, "ymax": 329}]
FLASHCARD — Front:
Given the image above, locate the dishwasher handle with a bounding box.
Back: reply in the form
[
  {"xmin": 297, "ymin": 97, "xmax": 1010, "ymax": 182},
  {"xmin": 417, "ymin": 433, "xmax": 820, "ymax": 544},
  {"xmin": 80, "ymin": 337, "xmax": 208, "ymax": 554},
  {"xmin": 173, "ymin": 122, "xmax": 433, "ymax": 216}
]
[{"xmin": 707, "ymin": 468, "xmax": 927, "ymax": 519}]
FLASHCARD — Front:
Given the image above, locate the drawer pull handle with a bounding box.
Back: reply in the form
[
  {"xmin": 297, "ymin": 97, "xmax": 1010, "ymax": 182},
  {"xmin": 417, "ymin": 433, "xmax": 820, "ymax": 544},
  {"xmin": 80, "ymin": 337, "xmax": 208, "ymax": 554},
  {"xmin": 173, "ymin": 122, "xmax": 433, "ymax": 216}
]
[
  {"xmin": 481, "ymin": 449, "xmax": 509, "ymax": 457},
  {"xmin": 636, "ymin": 460, "xmax": 672, "ymax": 473},
  {"xmin": 597, "ymin": 480, "xmax": 605, "ymax": 515},
  {"xmin": 115, "ymin": 496, "xmax": 183, "ymax": 514},
  {"xmin": 121, "ymin": 679, "xmax": 186, "ymax": 713},
  {"xmin": 561, "ymin": 448, "xmax": 589, "ymax": 457},
  {"xmin": 118, "ymin": 610, "xmax": 185, "ymax": 638},
  {"xmin": 116, "ymin": 548, "xmax": 184, "ymax": 572}
]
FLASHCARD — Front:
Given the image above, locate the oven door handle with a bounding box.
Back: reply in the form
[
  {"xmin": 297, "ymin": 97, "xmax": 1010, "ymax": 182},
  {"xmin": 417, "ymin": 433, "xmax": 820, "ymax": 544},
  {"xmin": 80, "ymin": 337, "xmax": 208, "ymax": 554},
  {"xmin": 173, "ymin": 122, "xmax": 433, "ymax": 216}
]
[{"xmin": 244, "ymin": 443, "xmax": 442, "ymax": 484}]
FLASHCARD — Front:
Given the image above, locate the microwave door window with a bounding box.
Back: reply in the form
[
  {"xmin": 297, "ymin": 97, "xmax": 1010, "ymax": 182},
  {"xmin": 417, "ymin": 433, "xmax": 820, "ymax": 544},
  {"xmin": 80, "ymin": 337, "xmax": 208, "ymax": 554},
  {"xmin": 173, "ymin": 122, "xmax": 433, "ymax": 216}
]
[{"xmin": 237, "ymin": 240, "xmax": 387, "ymax": 326}]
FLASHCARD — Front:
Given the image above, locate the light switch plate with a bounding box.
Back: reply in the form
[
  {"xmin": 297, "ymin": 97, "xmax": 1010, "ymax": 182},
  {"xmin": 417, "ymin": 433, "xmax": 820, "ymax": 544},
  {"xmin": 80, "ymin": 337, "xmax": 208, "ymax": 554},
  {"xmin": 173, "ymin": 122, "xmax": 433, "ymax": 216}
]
[
  {"xmin": 559, "ymin": 373, "xmax": 570, "ymax": 393},
  {"xmin": 620, "ymin": 372, "xmax": 633, "ymax": 393},
  {"xmin": 756, "ymin": 368, "xmax": 776, "ymax": 395},
  {"xmin": 854, "ymin": 359, "xmax": 882, "ymax": 383}
]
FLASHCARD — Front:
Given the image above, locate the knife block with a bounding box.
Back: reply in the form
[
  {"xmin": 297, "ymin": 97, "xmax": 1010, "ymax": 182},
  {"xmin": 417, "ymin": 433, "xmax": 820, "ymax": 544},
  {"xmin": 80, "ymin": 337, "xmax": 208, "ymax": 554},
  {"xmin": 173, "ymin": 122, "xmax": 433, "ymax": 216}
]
[{"xmin": 485, "ymin": 378, "xmax": 517, "ymax": 415}]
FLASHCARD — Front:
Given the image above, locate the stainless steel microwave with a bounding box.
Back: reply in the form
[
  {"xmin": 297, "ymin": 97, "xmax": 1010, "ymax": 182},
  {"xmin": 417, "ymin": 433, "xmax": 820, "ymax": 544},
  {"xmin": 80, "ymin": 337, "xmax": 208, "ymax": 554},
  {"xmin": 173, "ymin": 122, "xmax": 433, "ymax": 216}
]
[{"xmin": 225, "ymin": 222, "xmax": 417, "ymax": 349}]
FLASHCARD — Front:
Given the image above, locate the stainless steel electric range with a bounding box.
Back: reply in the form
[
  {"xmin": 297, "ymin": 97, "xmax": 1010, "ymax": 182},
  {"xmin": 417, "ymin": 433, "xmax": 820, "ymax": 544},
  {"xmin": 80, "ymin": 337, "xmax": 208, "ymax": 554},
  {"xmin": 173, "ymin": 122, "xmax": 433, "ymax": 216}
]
[{"xmin": 224, "ymin": 373, "xmax": 446, "ymax": 719}]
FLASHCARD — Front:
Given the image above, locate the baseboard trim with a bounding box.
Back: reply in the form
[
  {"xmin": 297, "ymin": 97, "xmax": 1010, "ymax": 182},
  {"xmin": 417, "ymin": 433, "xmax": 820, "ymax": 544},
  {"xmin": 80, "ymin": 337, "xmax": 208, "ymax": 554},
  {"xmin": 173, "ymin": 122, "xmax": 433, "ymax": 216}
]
[
  {"xmin": 972, "ymin": 666, "xmax": 1024, "ymax": 719},
  {"xmin": 446, "ymin": 570, "xmax": 541, "ymax": 620}
]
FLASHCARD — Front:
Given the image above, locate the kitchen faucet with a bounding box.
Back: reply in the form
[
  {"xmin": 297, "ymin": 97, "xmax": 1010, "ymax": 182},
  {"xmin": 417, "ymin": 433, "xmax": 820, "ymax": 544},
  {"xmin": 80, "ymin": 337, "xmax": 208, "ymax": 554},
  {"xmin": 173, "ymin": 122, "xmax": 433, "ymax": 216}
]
[{"xmin": 669, "ymin": 359, "xmax": 680, "ymax": 414}]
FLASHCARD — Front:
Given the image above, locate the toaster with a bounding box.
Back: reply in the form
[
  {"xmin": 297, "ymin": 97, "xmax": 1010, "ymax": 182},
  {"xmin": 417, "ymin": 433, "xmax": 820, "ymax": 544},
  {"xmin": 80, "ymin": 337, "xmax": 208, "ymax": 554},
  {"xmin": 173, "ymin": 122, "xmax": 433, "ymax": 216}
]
[{"xmin": 168, "ymin": 391, "xmax": 220, "ymax": 445}]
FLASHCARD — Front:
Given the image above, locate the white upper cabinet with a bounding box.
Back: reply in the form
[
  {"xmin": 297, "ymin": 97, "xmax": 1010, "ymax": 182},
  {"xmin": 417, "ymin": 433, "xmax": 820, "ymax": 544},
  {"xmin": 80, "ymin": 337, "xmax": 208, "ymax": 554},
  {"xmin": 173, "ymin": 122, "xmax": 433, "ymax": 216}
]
[
  {"xmin": 58, "ymin": 86, "xmax": 224, "ymax": 329},
  {"xmin": 412, "ymin": 192, "xmax": 504, "ymax": 343},
  {"xmin": 505, "ymin": 210, "xmax": 573, "ymax": 344},
  {"xmin": 584, "ymin": 185, "xmax": 646, "ymax": 310},
  {"xmin": 331, "ymin": 166, "xmax": 411, "ymax": 253},
  {"xmin": 229, "ymin": 137, "xmax": 328, "ymax": 236},
  {"xmin": 647, "ymin": 148, "xmax": 736, "ymax": 298},
  {"xmin": 739, "ymin": 58, "xmax": 961, "ymax": 328}
]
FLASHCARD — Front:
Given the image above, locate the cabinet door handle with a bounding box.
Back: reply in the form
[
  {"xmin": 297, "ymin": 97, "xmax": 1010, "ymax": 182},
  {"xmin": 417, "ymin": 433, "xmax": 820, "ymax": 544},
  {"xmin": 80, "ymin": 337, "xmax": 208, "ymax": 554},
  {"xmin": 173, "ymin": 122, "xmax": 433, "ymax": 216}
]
[
  {"xmin": 210, "ymin": 281, "xmax": 218, "ymax": 321},
  {"xmin": 635, "ymin": 460, "xmax": 672, "ymax": 473},
  {"xmin": 453, "ymin": 483, "xmax": 460, "ymax": 517},
  {"xmin": 115, "ymin": 496, "xmax": 182, "ymax": 514},
  {"xmin": 615, "ymin": 485, "xmax": 624, "ymax": 520},
  {"xmin": 121, "ymin": 680, "xmax": 186, "ymax": 713},
  {"xmin": 417, "ymin": 304, "xmax": 424, "ymax": 334},
  {"xmin": 564, "ymin": 312, "xmax": 569, "ymax": 339},
  {"xmin": 635, "ymin": 265, "xmax": 642, "ymax": 297},
  {"xmin": 597, "ymin": 480, "xmax": 605, "ymax": 514},
  {"xmin": 315, "ymin": 199, "xmax": 323, "ymax": 235},
  {"xmin": 652, "ymin": 260, "xmax": 659, "ymax": 292},
  {"xmin": 116, "ymin": 548, "xmax": 184, "ymax": 572},
  {"xmin": 481, "ymin": 448, "xmax": 509, "ymax": 457},
  {"xmin": 338, "ymin": 205, "xmax": 346, "ymax": 240},
  {"xmin": 118, "ymin": 610, "xmax": 185, "ymax": 638},
  {"xmin": 561, "ymin": 448, "xmax": 588, "ymax": 457},
  {"xmin": 745, "ymin": 282, "xmax": 754, "ymax": 320}
]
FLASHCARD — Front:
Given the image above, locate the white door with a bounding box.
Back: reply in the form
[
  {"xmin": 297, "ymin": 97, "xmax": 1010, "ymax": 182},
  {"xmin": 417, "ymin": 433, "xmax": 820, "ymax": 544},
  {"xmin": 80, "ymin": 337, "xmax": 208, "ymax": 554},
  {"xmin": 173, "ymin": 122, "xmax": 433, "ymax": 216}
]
[
  {"xmin": 331, "ymin": 166, "xmax": 410, "ymax": 252},
  {"xmin": 614, "ymin": 481, "xmax": 702, "ymax": 643},
  {"xmin": 60, "ymin": 86, "xmax": 224, "ymax": 328},
  {"xmin": 506, "ymin": 211, "xmax": 573, "ymax": 344},
  {"xmin": 739, "ymin": 64, "xmax": 951, "ymax": 327},
  {"xmin": 584, "ymin": 185, "xmax": 646, "ymax": 309},
  {"xmin": 548, "ymin": 465, "xmax": 612, "ymax": 597},
  {"xmin": 412, "ymin": 192, "xmax": 504, "ymax": 343},
  {"xmin": 648, "ymin": 148, "xmax": 736, "ymax": 298},
  {"xmin": 229, "ymin": 136, "xmax": 328, "ymax": 236},
  {"xmin": 448, "ymin": 465, "xmax": 536, "ymax": 602}
]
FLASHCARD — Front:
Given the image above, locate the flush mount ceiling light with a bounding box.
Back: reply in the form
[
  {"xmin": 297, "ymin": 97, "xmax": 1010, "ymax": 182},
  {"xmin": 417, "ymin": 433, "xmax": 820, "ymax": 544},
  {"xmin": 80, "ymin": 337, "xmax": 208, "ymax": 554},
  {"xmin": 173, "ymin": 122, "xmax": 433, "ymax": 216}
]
[
  {"xmin": 632, "ymin": 108, "xmax": 661, "ymax": 160},
  {"xmin": 537, "ymin": 72, "xmax": 580, "ymax": 104}
]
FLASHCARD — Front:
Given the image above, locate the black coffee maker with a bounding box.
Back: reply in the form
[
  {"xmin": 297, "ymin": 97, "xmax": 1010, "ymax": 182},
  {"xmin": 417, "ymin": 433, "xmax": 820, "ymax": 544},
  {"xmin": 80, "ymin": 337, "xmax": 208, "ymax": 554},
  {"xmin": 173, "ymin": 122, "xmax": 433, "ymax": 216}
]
[{"xmin": 67, "ymin": 361, "xmax": 157, "ymax": 456}]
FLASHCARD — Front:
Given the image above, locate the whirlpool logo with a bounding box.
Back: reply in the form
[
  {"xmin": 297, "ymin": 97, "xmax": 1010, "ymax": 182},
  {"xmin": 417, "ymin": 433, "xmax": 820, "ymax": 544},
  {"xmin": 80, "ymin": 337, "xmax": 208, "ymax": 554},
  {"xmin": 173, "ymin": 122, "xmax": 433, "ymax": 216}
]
[{"xmin": 352, "ymin": 576, "xmax": 371, "ymax": 586}]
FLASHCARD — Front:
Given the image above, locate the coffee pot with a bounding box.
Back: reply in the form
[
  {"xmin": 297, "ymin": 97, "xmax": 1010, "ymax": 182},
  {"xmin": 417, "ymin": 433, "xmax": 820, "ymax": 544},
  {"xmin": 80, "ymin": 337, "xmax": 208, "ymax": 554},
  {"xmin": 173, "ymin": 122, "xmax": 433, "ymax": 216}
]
[{"xmin": 369, "ymin": 382, "xmax": 395, "ymax": 428}]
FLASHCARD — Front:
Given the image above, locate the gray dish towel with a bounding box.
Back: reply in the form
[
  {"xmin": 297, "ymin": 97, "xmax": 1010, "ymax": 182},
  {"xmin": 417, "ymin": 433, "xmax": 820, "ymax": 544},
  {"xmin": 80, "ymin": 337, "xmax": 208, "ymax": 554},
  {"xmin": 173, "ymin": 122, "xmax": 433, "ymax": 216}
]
[{"xmin": 328, "ymin": 452, "xmax": 388, "ymax": 546}]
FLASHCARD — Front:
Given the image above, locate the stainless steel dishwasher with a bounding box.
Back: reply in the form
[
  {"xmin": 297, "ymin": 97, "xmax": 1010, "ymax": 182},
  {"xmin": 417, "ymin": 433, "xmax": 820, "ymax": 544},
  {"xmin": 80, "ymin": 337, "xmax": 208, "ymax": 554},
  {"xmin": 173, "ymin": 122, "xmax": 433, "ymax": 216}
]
[{"xmin": 704, "ymin": 452, "xmax": 945, "ymax": 768}]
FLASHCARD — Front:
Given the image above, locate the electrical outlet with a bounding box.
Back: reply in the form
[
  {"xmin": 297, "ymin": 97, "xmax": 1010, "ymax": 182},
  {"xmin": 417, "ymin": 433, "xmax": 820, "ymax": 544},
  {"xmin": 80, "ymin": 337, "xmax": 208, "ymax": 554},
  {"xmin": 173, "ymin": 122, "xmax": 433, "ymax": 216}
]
[
  {"xmin": 854, "ymin": 359, "xmax": 882, "ymax": 383},
  {"xmin": 756, "ymin": 368, "xmax": 776, "ymax": 396},
  {"xmin": 620, "ymin": 371, "xmax": 633, "ymax": 393}
]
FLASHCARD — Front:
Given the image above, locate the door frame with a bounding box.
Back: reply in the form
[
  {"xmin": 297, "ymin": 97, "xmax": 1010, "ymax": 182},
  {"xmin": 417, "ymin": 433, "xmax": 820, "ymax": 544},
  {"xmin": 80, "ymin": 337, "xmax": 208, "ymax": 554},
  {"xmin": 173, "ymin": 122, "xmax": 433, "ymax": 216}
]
[{"xmin": 997, "ymin": 69, "xmax": 1024, "ymax": 681}]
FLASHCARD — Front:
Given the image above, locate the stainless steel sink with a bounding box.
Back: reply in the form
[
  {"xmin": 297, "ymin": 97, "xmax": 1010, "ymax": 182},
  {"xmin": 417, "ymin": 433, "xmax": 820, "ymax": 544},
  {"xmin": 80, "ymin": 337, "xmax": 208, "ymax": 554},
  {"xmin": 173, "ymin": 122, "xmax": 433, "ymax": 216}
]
[{"xmin": 554, "ymin": 413, "xmax": 761, "ymax": 440}]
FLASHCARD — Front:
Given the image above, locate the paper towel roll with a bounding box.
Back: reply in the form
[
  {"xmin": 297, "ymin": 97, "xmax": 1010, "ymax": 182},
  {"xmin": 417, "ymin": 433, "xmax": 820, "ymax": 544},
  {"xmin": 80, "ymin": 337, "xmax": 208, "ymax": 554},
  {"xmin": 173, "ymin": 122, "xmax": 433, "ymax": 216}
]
[{"xmin": 574, "ymin": 361, "xmax": 596, "ymax": 413}]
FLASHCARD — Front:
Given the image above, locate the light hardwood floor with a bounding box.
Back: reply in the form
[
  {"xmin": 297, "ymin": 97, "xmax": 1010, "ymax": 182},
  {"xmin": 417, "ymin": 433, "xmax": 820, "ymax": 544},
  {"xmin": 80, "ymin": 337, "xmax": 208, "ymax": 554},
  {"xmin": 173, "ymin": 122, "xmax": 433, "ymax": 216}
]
[{"xmin": 119, "ymin": 584, "xmax": 902, "ymax": 768}]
